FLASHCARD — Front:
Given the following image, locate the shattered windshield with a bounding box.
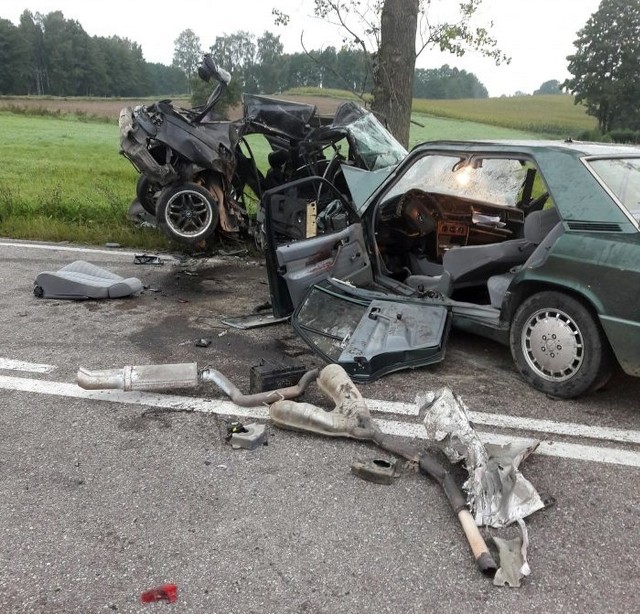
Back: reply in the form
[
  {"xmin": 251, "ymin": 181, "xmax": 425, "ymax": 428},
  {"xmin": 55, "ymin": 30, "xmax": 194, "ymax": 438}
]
[
  {"xmin": 347, "ymin": 113, "xmax": 407, "ymax": 171},
  {"xmin": 587, "ymin": 157, "xmax": 640, "ymax": 221},
  {"xmin": 331, "ymin": 102, "xmax": 407, "ymax": 171},
  {"xmin": 384, "ymin": 154, "xmax": 527, "ymax": 206}
]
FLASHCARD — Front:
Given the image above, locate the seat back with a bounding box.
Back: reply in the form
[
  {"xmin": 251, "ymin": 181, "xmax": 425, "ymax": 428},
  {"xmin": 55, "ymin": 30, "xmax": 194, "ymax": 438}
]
[{"xmin": 442, "ymin": 207, "xmax": 560, "ymax": 289}]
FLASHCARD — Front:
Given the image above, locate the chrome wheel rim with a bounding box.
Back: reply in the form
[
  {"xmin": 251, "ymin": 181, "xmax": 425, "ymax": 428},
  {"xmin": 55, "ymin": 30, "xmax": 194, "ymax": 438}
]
[
  {"xmin": 521, "ymin": 307, "xmax": 584, "ymax": 381},
  {"xmin": 166, "ymin": 190, "xmax": 212, "ymax": 238}
]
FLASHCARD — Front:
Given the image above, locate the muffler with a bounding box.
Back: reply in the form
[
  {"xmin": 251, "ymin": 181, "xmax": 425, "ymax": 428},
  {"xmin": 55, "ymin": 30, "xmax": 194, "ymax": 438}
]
[
  {"xmin": 77, "ymin": 363, "xmax": 200, "ymax": 392},
  {"xmin": 77, "ymin": 363, "xmax": 319, "ymax": 406}
]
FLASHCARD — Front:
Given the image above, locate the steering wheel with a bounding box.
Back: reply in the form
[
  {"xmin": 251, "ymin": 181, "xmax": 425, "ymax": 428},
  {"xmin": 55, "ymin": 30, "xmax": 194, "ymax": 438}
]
[
  {"xmin": 400, "ymin": 188, "xmax": 446, "ymax": 219},
  {"xmin": 316, "ymin": 151, "xmax": 347, "ymax": 207}
]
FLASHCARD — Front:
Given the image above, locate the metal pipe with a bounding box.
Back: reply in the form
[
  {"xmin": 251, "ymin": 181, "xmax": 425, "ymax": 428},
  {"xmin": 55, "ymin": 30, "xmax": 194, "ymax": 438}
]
[
  {"xmin": 202, "ymin": 367, "xmax": 319, "ymax": 406},
  {"xmin": 77, "ymin": 362, "xmax": 319, "ymax": 407},
  {"xmin": 77, "ymin": 363, "xmax": 200, "ymax": 391}
]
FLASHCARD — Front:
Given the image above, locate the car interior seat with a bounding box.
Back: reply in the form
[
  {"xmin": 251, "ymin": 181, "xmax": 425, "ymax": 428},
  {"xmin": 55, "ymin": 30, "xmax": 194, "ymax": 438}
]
[
  {"xmin": 34, "ymin": 261, "xmax": 143, "ymax": 300},
  {"xmin": 441, "ymin": 207, "xmax": 560, "ymax": 290},
  {"xmin": 487, "ymin": 220, "xmax": 564, "ymax": 308}
]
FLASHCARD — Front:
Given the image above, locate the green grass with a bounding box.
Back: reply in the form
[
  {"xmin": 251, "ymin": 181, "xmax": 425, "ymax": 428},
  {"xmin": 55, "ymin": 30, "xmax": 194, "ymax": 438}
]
[
  {"xmin": 0, "ymin": 92, "xmax": 599, "ymax": 248},
  {"xmin": 0, "ymin": 112, "xmax": 170, "ymax": 249},
  {"xmin": 285, "ymin": 87, "xmax": 597, "ymax": 137},
  {"xmin": 408, "ymin": 114, "xmax": 542, "ymax": 148},
  {"xmin": 411, "ymin": 95, "xmax": 597, "ymax": 137}
]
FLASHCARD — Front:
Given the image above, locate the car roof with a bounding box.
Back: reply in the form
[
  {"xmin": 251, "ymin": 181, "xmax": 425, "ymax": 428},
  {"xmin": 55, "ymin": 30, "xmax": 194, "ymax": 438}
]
[{"xmin": 411, "ymin": 139, "xmax": 640, "ymax": 158}]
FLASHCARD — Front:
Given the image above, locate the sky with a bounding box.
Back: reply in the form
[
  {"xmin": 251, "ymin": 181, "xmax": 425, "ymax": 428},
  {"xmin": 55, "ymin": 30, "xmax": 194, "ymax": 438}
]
[{"xmin": 0, "ymin": 0, "xmax": 603, "ymax": 97}]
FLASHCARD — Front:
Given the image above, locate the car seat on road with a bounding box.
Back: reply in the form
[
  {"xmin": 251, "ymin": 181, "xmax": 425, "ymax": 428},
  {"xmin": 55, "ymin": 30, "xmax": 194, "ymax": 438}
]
[{"xmin": 34, "ymin": 260, "xmax": 143, "ymax": 300}]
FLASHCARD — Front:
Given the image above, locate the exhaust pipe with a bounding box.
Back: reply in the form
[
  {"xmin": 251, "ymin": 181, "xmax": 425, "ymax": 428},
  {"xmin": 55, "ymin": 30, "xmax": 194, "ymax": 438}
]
[
  {"xmin": 77, "ymin": 363, "xmax": 200, "ymax": 391},
  {"xmin": 77, "ymin": 363, "xmax": 318, "ymax": 406}
]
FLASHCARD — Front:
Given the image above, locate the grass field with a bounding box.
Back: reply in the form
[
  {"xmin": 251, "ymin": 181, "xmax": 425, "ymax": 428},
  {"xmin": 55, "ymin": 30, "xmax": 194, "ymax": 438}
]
[
  {"xmin": 0, "ymin": 92, "xmax": 594, "ymax": 248},
  {"xmin": 411, "ymin": 94, "xmax": 597, "ymax": 137}
]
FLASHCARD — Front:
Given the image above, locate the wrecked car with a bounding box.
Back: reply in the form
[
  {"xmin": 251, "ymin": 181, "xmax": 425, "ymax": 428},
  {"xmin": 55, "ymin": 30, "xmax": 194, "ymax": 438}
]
[
  {"xmin": 119, "ymin": 54, "xmax": 326, "ymax": 245},
  {"xmin": 262, "ymin": 140, "xmax": 640, "ymax": 398},
  {"xmin": 119, "ymin": 54, "xmax": 405, "ymax": 248}
]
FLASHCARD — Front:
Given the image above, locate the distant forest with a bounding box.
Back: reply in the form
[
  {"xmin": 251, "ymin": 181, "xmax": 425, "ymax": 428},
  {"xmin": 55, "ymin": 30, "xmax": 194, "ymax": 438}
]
[{"xmin": 0, "ymin": 10, "xmax": 489, "ymax": 100}]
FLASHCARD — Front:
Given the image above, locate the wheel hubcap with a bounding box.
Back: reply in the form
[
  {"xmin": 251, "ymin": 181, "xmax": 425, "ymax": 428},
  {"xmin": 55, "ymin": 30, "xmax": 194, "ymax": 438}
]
[
  {"xmin": 166, "ymin": 191, "xmax": 212, "ymax": 237},
  {"xmin": 521, "ymin": 308, "xmax": 584, "ymax": 381}
]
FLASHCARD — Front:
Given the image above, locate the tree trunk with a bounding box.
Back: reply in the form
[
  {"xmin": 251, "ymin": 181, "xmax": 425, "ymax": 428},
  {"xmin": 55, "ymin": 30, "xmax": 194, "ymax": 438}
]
[{"xmin": 371, "ymin": 0, "xmax": 419, "ymax": 149}]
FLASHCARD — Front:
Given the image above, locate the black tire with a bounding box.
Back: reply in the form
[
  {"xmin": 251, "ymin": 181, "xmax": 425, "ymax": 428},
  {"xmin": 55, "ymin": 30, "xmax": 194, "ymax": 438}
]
[
  {"xmin": 33, "ymin": 284, "xmax": 43, "ymax": 298},
  {"xmin": 510, "ymin": 291, "xmax": 614, "ymax": 398},
  {"xmin": 136, "ymin": 175, "xmax": 160, "ymax": 216},
  {"xmin": 156, "ymin": 182, "xmax": 219, "ymax": 244}
]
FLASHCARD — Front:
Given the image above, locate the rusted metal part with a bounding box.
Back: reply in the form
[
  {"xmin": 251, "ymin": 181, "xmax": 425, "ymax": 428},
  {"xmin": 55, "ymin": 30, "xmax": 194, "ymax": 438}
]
[
  {"xmin": 77, "ymin": 363, "xmax": 199, "ymax": 391},
  {"xmin": 350, "ymin": 458, "xmax": 398, "ymax": 485}
]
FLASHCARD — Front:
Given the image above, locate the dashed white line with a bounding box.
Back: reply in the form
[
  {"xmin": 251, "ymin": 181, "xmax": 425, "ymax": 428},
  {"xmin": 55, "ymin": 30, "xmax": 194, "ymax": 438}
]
[
  {"xmin": 0, "ymin": 358, "xmax": 57, "ymax": 374},
  {"xmin": 1, "ymin": 374, "xmax": 639, "ymax": 468}
]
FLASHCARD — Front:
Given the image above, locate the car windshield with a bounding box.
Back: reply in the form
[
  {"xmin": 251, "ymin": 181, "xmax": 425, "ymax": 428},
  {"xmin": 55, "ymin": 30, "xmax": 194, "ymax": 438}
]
[
  {"xmin": 587, "ymin": 157, "xmax": 640, "ymax": 221},
  {"xmin": 383, "ymin": 154, "xmax": 527, "ymax": 206},
  {"xmin": 329, "ymin": 101, "xmax": 407, "ymax": 171},
  {"xmin": 347, "ymin": 112, "xmax": 407, "ymax": 170}
]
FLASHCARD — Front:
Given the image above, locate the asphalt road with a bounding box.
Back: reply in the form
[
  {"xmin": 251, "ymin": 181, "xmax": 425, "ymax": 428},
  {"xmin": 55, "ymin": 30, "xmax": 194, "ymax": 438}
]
[{"xmin": 0, "ymin": 239, "xmax": 638, "ymax": 614}]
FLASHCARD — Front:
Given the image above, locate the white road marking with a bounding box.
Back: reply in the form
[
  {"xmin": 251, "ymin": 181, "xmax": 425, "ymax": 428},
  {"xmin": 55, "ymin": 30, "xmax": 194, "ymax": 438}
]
[
  {"xmin": 362, "ymin": 397, "xmax": 640, "ymax": 445},
  {"xmin": 364, "ymin": 398, "xmax": 420, "ymax": 416},
  {"xmin": 0, "ymin": 241, "xmax": 179, "ymax": 261},
  {"xmin": 0, "ymin": 358, "xmax": 57, "ymax": 374},
  {"xmin": 378, "ymin": 420, "xmax": 640, "ymax": 468},
  {"xmin": 1, "ymin": 374, "xmax": 639, "ymax": 468}
]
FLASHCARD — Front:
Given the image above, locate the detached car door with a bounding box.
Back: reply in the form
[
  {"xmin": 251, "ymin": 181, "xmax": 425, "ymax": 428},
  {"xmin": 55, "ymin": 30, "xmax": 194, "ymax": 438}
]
[{"xmin": 263, "ymin": 175, "xmax": 451, "ymax": 381}]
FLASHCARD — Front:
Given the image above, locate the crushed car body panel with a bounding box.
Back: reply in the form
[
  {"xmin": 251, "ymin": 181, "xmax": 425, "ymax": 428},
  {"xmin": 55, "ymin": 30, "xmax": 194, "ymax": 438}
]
[{"xmin": 292, "ymin": 282, "xmax": 451, "ymax": 381}]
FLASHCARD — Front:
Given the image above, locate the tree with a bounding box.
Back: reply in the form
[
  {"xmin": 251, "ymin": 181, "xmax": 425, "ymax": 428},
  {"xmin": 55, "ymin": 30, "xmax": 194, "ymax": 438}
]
[
  {"xmin": 564, "ymin": 0, "xmax": 640, "ymax": 133},
  {"xmin": 0, "ymin": 18, "xmax": 30, "ymax": 94},
  {"xmin": 533, "ymin": 79, "xmax": 562, "ymax": 96},
  {"xmin": 254, "ymin": 31, "xmax": 284, "ymax": 94},
  {"xmin": 210, "ymin": 31, "xmax": 257, "ymax": 91},
  {"xmin": 173, "ymin": 29, "xmax": 202, "ymax": 90},
  {"xmin": 278, "ymin": 1, "xmax": 507, "ymax": 147},
  {"xmin": 414, "ymin": 65, "xmax": 488, "ymax": 99}
]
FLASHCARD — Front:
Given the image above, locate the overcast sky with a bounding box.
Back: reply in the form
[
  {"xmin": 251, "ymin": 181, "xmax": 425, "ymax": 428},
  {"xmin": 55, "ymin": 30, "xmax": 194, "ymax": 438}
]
[{"xmin": 1, "ymin": 0, "xmax": 603, "ymax": 97}]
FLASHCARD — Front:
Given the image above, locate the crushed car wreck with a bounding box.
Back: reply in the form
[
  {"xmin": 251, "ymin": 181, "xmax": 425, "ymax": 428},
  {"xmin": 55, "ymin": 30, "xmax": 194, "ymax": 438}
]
[
  {"xmin": 119, "ymin": 54, "xmax": 405, "ymax": 248},
  {"xmin": 262, "ymin": 140, "xmax": 640, "ymax": 398}
]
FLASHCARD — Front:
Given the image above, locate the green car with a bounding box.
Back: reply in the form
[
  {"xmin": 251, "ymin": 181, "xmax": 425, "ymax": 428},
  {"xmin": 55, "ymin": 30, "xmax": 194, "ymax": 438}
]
[{"xmin": 262, "ymin": 137, "xmax": 640, "ymax": 398}]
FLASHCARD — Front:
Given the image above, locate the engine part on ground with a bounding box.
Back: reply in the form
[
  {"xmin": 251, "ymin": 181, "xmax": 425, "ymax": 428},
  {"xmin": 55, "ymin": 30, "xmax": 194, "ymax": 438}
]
[
  {"xmin": 269, "ymin": 363, "xmax": 498, "ymax": 577},
  {"xmin": 420, "ymin": 387, "xmax": 545, "ymax": 528},
  {"xmin": 249, "ymin": 359, "xmax": 308, "ymax": 394},
  {"xmin": 350, "ymin": 458, "xmax": 398, "ymax": 484},
  {"xmin": 493, "ymin": 519, "xmax": 531, "ymax": 588},
  {"xmin": 76, "ymin": 362, "xmax": 319, "ymax": 407},
  {"xmin": 226, "ymin": 422, "xmax": 268, "ymax": 450}
]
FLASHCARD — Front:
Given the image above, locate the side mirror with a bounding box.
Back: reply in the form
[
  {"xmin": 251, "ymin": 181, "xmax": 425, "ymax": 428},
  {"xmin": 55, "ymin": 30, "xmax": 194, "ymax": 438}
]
[{"xmin": 198, "ymin": 54, "xmax": 231, "ymax": 85}]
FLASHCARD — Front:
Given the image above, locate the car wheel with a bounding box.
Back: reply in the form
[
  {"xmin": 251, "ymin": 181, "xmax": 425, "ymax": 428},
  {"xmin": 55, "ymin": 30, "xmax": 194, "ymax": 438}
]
[
  {"xmin": 510, "ymin": 291, "xmax": 614, "ymax": 398},
  {"xmin": 136, "ymin": 175, "xmax": 160, "ymax": 216},
  {"xmin": 156, "ymin": 182, "xmax": 219, "ymax": 244}
]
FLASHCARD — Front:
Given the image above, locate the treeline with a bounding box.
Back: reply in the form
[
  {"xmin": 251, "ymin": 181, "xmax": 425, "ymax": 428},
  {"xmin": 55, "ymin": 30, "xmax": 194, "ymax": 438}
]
[
  {"xmin": 0, "ymin": 11, "xmax": 489, "ymax": 100},
  {"xmin": 0, "ymin": 11, "xmax": 188, "ymax": 96}
]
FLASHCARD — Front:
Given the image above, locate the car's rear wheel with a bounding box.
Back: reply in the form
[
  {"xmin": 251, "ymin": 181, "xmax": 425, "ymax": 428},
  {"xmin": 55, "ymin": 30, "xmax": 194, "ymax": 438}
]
[
  {"xmin": 156, "ymin": 182, "xmax": 219, "ymax": 244},
  {"xmin": 136, "ymin": 175, "xmax": 160, "ymax": 216},
  {"xmin": 510, "ymin": 291, "xmax": 614, "ymax": 398}
]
